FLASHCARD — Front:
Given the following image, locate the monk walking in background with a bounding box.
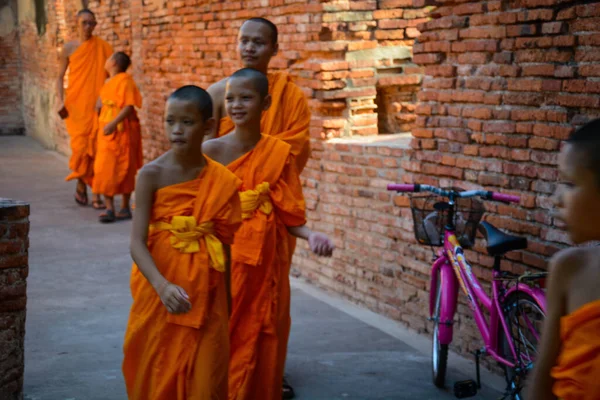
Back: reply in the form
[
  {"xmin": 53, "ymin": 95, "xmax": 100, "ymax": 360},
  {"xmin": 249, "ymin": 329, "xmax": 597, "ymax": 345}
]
[
  {"xmin": 203, "ymin": 68, "xmax": 334, "ymax": 400},
  {"xmin": 207, "ymin": 18, "xmax": 312, "ymax": 398},
  {"xmin": 93, "ymin": 52, "xmax": 143, "ymax": 223},
  {"xmin": 526, "ymin": 118, "xmax": 600, "ymax": 400},
  {"xmin": 57, "ymin": 9, "xmax": 112, "ymax": 209},
  {"xmin": 123, "ymin": 85, "xmax": 242, "ymax": 399}
]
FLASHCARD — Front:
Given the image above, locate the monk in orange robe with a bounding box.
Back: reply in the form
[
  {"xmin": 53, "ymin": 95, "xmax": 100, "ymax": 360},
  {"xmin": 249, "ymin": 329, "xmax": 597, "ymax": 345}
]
[
  {"xmin": 526, "ymin": 118, "xmax": 600, "ymax": 400},
  {"xmin": 92, "ymin": 52, "xmax": 143, "ymax": 223},
  {"xmin": 207, "ymin": 17, "xmax": 311, "ymax": 173},
  {"xmin": 207, "ymin": 20, "xmax": 312, "ymax": 397},
  {"xmin": 57, "ymin": 9, "xmax": 113, "ymax": 209},
  {"xmin": 123, "ymin": 85, "xmax": 242, "ymax": 399},
  {"xmin": 203, "ymin": 69, "xmax": 334, "ymax": 400}
]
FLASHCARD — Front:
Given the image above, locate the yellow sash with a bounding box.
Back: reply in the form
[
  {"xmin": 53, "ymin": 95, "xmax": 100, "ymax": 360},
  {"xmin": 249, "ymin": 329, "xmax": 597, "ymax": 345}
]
[
  {"xmin": 240, "ymin": 182, "xmax": 273, "ymax": 219},
  {"xmin": 101, "ymin": 100, "xmax": 124, "ymax": 132},
  {"xmin": 151, "ymin": 216, "xmax": 225, "ymax": 272}
]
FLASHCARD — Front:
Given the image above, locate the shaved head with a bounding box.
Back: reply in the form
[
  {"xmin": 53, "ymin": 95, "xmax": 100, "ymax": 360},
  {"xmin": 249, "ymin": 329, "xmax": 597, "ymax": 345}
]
[
  {"xmin": 229, "ymin": 68, "xmax": 269, "ymax": 99},
  {"xmin": 168, "ymin": 85, "xmax": 213, "ymax": 121},
  {"xmin": 244, "ymin": 17, "xmax": 278, "ymax": 44}
]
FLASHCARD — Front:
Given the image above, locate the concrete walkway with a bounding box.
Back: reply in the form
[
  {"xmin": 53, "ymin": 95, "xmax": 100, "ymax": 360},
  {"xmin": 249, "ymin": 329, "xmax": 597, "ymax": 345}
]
[{"xmin": 0, "ymin": 137, "xmax": 503, "ymax": 400}]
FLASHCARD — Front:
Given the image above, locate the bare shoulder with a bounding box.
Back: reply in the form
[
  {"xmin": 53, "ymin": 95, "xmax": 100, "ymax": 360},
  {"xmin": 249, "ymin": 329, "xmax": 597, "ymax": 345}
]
[
  {"xmin": 202, "ymin": 137, "xmax": 228, "ymax": 164},
  {"xmin": 137, "ymin": 158, "xmax": 165, "ymax": 187},
  {"xmin": 63, "ymin": 40, "xmax": 80, "ymax": 58},
  {"xmin": 207, "ymin": 78, "xmax": 228, "ymax": 100},
  {"xmin": 548, "ymin": 247, "xmax": 588, "ymax": 286}
]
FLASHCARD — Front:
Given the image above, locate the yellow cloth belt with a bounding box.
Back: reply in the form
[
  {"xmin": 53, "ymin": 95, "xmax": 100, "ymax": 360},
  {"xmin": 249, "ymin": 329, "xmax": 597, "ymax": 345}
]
[
  {"xmin": 151, "ymin": 216, "xmax": 225, "ymax": 272},
  {"xmin": 240, "ymin": 182, "xmax": 273, "ymax": 219},
  {"xmin": 102, "ymin": 100, "xmax": 124, "ymax": 132}
]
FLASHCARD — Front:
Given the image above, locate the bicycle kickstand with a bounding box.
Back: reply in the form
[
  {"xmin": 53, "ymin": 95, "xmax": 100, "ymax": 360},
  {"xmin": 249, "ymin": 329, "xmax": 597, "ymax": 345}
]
[{"xmin": 473, "ymin": 349, "xmax": 483, "ymax": 389}]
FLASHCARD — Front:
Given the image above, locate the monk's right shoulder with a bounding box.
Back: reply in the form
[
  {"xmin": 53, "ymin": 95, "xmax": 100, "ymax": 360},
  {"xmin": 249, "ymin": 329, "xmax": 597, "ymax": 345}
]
[
  {"xmin": 136, "ymin": 162, "xmax": 162, "ymax": 190},
  {"xmin": 207, "ymin": 78, "xmax": 228, "ymax": 101},
  {"xmin": 202, "ymin": 137, "xmax": 227, "ymax": 165},
  {"xmin": 63, "ymin": 40, "xmax": 80, "ymax": 58}
]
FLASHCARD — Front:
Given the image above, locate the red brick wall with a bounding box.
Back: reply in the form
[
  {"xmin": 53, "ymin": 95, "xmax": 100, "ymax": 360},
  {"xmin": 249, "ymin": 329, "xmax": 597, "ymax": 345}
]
[
  {"xmin": 294, "ymin": 0, "xmax": 600, "ymax": 362},
  {"xmin": 0, "ymin": 0, "xmax": 23, "ymax": 135},
  {"xmin": 0, "ymin": 199, "xmax": 30, "ymax": 399}
]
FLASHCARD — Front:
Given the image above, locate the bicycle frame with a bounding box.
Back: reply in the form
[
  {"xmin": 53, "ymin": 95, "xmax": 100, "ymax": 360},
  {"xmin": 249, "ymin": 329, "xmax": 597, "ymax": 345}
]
[{"xmin": 430, "ymin": 229, "xmax": 547, "ymax": 368}]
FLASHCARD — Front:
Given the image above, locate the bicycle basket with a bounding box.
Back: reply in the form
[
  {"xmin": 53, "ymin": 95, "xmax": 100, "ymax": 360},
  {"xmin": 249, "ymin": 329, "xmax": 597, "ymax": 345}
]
[{"xmin": 409, "ymin": 189, "xmax": 485, "ymax": 249}]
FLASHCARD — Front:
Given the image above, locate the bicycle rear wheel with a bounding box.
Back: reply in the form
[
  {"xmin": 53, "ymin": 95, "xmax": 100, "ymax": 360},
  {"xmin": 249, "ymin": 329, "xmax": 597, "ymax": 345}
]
[
  {"xmin": 498, "ymin": 291, "xmax": 545, "ymax": 399},
  {"xmin": 432, "ymin": 268, "xmax": 448, "ymax": 388}
]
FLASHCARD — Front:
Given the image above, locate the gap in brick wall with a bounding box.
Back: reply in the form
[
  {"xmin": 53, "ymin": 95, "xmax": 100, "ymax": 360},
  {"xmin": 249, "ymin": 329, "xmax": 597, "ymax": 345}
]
[{"xmin": 375, "ymin": 86, "xmax": 417, "ymax": 135}]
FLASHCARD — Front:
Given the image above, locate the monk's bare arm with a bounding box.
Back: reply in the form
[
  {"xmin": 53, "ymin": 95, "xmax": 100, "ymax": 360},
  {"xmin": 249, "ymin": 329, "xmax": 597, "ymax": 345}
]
[
  {"xmin": 287, "ymin": 225, "xmax": 334, "ymax": 257},
  {"xmin": 205, "ymin": 80, "xmax": 226, "ymax": 141},
  {"xmin": 130, "ymin": 167, "xmax": 165, "ymax": 290},
  {"xmin": 56, "ymin": 43, "xmax": 71, "ymax": 112},
  {"xmin": 104, "ymin": 106, "xmax": 134, "ymax": 135},
  {"xmin": 526, "ymin": 249, "xmax": 575, "ymax": 399},
  {"xmin": 130, "ymin": 167, "xmax": 192, "ymax": 314}
]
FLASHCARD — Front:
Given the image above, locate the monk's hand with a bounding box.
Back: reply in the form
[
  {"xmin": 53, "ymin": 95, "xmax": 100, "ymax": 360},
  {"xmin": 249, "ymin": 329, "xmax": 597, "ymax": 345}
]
[
  {"xmin": 158, "ymin": 282, "xmax": 192, "ymax": 314},
  {"xmin": 308, "ymin": 232, "xmax": 335, "ymax": 257},
  {"xmin": 104, "ymin": 121, "xmax": 117, "ymax": 136}
]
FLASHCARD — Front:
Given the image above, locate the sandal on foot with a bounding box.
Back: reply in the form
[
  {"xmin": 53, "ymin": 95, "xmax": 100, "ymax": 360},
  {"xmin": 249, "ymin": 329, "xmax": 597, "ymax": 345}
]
[
  {"xmin": 282, "ymin": 377, "xmax": 295, "ymax": 399},
  {"xmin": 74, "ymin": 190, "xmax": 88, "ymax": 206},
  {"xmin": 116, "ymin": 208, "xmax": 132, "ymax": 220},
  {"xmin": 99, "ymin": 210, "xmax": 116, "ymax": 223},
  {"xmin": 92, "ymin": 200, "xmax": 106, "ymax": 210}
]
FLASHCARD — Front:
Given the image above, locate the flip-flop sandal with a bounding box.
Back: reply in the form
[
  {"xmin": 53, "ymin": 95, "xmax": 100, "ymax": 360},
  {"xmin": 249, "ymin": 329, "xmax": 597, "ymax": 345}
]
[
  {"xmin": 92, "ymin": 200, "xmax": 106, "ymax": 210},
  {"xmin": 282, "ymin": 376, "xmax": 295, "ymax": 399},
  {"xmin": 74, "ymin": 190, "xmax": 88, "ymax": 206},
  {"xmin": 99, "ymin": 210, "xmax": 116, "ymax": 223},
  {"xmin": 116, "ymin": 208, "xmax": 132, "ymax": 220}
]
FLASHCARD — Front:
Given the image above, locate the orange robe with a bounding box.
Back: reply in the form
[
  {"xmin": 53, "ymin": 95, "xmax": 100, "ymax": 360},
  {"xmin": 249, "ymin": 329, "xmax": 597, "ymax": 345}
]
[
  {"xmin": 122, "ymin": 158, "xmax": 242, "ymax": 400},
  {"xmin": 218, "ymin": 71, "xmax": 311, "ymax": 173},
  {"xmin": 92, "ymin": 73, "xmax": 143, "ymax": 197},
  {"xmin": 64, "ymin": 36, "xmax": 113, "ymax": 186},
  {"xmin": 227, "ymin": 135, "xmax": 306, "ymax": 400},
  {"xmin": 551, "ymin": 299, "xmax": 600, "ymax": 400}
]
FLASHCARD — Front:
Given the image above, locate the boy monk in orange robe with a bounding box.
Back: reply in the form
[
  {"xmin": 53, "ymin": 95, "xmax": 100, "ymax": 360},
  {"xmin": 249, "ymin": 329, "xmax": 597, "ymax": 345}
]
[
  {"xmin": 123, "ymin": 85, "xmax": 242, "ymax": 399},
  {"xmin": 93, "ymin": 52, "xmax": 143, "ymax": 223},
  {"xmin": 527, "ymin": 118, "xmax": 600, "ymax": 400},
  {"xmin": 203, "ymin": 68, "xmax": 334, "ymax": 400},
  {"xmin": 208, "ymin": 20, "xmax": 312, "ymax": 396},
  {"xmin": 57, "ymin": 9, "xmax": 113, "ymax": 209}
]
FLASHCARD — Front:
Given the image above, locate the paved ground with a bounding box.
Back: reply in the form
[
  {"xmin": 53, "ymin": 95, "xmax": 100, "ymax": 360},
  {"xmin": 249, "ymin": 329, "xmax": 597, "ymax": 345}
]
[{"xmin": 0, "ymin": 136, "xmax": 503, "ymax": 400}]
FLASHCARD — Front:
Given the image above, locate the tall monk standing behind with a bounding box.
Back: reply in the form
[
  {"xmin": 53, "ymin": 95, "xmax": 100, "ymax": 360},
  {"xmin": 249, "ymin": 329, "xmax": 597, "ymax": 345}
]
[
  {"xmin": 93, "ymin": 52, "xmax": 143, "ymax": 223},
  {"xmin": 123, "ymin": 86, "xmax": 242, "ymax": 399},
  {"xmin": 203, "ymin": 68, "xmax": 334, "ymax": 400},
  {"xmin": 57, "ymin": 9, "xmax": 112, "ymax": 209},
  {"xmin": 207, "ymin": 19, "xmax": 312, "ymax": 398}
]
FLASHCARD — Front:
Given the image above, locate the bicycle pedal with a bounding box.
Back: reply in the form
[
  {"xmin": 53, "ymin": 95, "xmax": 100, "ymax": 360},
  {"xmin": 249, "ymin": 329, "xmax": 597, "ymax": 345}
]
[{"xmin": 454, "ymin": 379, "xmax": 478, "ymax": 398}]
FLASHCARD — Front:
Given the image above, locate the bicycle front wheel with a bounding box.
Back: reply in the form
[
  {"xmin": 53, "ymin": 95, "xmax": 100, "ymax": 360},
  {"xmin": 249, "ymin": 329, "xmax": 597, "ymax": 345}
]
[
  {"xmin": 432, "ymin": 268, "xmax": 448, "ymax": 388},
  {"xmin": 498, "ymin": 290, "xmax": 545, "ymax": 399}
]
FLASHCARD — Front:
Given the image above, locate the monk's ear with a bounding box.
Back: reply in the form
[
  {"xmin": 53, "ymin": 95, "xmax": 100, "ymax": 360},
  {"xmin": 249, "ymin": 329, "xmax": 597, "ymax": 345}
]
[
  {"xmin": 272, "ymin": 42, "xmax": 279, "ymax": 57},
  {"xmin": 262, "ymin": 94, "xmax": 272, "ymax": 112},
  {"xmin": 203, "ymin": 117, "xmax": 215, "ymax": 137}
]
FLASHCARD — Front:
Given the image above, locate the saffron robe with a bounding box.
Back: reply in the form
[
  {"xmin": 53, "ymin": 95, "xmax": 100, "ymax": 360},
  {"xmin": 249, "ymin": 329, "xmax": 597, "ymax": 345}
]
[
  {"xmin": 92, "ymin": 73, "xmax": 143, "ymax": 197},
  {"xmin": 122, "ymin": 158, "xmax": 242, "ymax": 400},
  {"xmin": 218, "ymin": 71, "xmax": 311, "ymax": 173},
  {"xmin": 551, "ymin": 299, "xmax": 600, "ymax": 400},
  {"xmin": 227, "ymin": 135, "xmax": 306, "ymax": 400},
  {"xmin": 64, "ymin": 36, "xmax": 113, "ymax": 186}
]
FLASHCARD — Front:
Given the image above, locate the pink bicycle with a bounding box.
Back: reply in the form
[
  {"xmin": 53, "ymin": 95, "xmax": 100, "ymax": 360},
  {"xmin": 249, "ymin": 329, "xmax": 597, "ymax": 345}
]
[{"xmin": 388, "ymin": 183, "xmax": 547, "ymax": 399}]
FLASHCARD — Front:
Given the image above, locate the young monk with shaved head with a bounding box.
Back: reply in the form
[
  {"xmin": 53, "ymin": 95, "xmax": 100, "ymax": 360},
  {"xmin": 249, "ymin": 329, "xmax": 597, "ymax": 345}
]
[{"xmin": 204, "ymin": 68, "xmax": 334, "ymax": 400}]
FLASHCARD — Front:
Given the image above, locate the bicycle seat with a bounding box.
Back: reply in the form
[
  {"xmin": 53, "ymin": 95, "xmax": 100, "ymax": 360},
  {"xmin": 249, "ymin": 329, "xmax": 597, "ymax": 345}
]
[{"xmin": 478, "ymin": 221, "xmax": 527, "ymax": 257}]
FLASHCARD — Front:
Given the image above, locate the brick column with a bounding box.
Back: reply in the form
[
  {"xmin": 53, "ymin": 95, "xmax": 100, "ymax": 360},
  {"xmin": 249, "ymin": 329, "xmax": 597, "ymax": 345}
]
[{"xmin": 0, "ymin": 199, "xmax": 29, "ymax": 400}]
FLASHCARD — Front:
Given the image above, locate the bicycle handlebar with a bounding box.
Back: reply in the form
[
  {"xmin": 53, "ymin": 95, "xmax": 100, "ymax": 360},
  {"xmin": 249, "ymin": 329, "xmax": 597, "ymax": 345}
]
[{"xmin": 386, "ymin": 183, "xmax": 520, "ymax": 204}]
